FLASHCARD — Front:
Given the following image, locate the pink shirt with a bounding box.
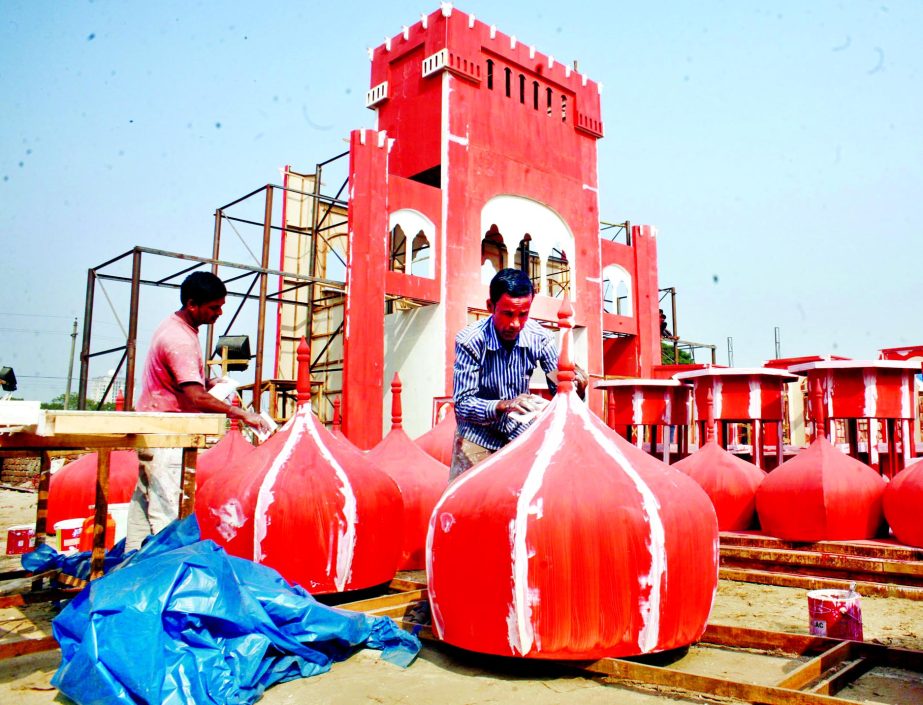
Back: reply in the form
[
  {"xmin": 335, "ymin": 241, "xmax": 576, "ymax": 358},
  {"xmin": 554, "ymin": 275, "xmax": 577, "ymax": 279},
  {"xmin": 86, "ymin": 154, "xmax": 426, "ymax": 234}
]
[{"xmin": 136, "ymin": 313, "xmax": 205, "ymax": 412}]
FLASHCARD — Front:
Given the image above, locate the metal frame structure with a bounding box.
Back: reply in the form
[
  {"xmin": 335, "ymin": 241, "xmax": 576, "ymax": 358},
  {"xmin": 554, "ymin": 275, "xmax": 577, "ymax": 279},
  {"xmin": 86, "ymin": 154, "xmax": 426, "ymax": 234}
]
[{"xmin": 77, "ymin": 159, "xmax": 349, "ymax": 414}]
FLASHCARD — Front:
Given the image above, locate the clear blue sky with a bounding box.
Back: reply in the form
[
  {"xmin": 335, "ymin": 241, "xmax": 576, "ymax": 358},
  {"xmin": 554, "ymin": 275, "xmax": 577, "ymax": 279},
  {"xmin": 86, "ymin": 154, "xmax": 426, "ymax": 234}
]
[{"xmin": 2, "ymin": 1, "xmax": 921, "ymax": 401}]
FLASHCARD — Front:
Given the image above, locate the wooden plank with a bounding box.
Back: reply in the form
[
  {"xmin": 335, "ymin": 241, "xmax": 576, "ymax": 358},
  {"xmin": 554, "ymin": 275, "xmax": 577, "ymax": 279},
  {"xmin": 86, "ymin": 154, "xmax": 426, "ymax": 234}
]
[
  {"xmin": 775, "ymin": 641, "xmax": 854, "ymax": 690},
  {"xmin": 40, "ymin": 411, "xmax": 226, "ymax": 436},
  {"xmin": 0, "ymin": 571, "xmax": 58, "ymax": 597},
  {"xmin": 0, "ymin": 433, "xmax": 212, "ymax": 450},
  {"xmin": 809, "ymin": 657, "xmax": 874, "ymax": 696},
  {"xmin": 389, "ymin": 577, "xmax": 427, "ymax": 592},
  {"xmin": 365, "ymin": 600, "xmax": 428, "ymax": 619},
  {"xmin": 0, "ymin": 636, "xmax": 58, "ymax": 660},
  {"xmin": 583, "ymin": 655, "xmax": 858, "ymax": 705},
  {"xmin": 337, "ymin": 589, "xmax": 427, "ymax": 612},
  {"xmin": 0, "ymin": 588, "xmax": 81, "ymax": 609},
  {"xmin": 89, "ymin": 449, "xmax": 111, "ymax": 581},
  {"xmin": 721, "ymin": 546, "xmax": 923, "ymax": 579},
  {"xmin": 703, "ymin": 624, "xmax": 836, "ymax": 657},
  {"xmin": 721, "ymin": 533, "xmax": 923, "ymax": 562},
  {"xmin": 720, "ymin": 566, "xmax": 923, "ymax": 600}
]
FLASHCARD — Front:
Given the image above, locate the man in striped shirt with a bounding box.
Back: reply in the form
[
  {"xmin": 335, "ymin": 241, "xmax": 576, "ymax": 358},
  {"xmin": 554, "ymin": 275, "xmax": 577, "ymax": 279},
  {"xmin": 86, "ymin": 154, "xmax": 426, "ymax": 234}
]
[{"xmin": 450, "ymin": 268, "xmax": 586, "ymax": 479}]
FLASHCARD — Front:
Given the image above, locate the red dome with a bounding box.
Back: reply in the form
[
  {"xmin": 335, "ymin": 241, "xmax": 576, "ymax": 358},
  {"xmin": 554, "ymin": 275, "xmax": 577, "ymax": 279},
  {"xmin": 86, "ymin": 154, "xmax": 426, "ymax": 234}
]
[
  {"xmin": 427, "ymin": 303, "xmax": 718, "ymax": 660},
  {"xmin": 673, "ymin": 441, "xmax": 766, "ymax": 531},
  {"xmin": 883, "ymin": 459, "xmax": 923, "ymax": 547},
  {"xmin": 196, "ymin": 402, "xmax": 404, "ymax": 594},
  {"xmin": 195, "ymin": 428, "xmax": 256, "ymax": 489},
  {"xmin": 367, "ymin": 374, "xmax": 448, "ymax": 569},
  {"xmin": 756, "ymin": 436, "xmax": 886, "ymax": 541},
  {"xmin": 48, "ymin": 451, "xmax": 139, "ymax": 528},
  {"xmin": 415, "ymin": 407, "xmax": 456, "ymax": 466}
]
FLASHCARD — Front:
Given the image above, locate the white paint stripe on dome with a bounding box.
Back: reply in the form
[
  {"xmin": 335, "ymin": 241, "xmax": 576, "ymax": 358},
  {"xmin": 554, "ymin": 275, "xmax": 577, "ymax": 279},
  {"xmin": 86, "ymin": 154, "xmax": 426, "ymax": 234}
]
[
  {"xmin": 575, "ymin": 397, "xmax": 667, "ymax": 653},
  {"xmin": 254, "ymin": 407, "xmax": 308, "ymax": 563},
  {"xmin": 304, "ymin": 412, "xmax": 358, "ymax": 592},
  {"xmin": 507, "ymin": 397, "xmax": 568, "ymax": 656},
  {"xmin": 426, "ymin": 395, "xmax": 555, "ymax": 641}
]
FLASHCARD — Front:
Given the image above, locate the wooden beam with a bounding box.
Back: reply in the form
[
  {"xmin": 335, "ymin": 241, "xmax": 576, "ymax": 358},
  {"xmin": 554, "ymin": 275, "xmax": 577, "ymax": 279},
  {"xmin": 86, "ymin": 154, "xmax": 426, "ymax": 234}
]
[
  {"xmin": 703, "ymin": 624, "xmax": 836, "ymax": 657},
  {"xmin": 721, "ymin": 533, "xmax": 923, "ymax": 562},
  {"xmin": 0, "ymin": 433, "xmax": 212, "ymax": 450},
  {"xmin": 39, "ymin": 411, "xmax": 226, "ymax": 436},
  {"xmin": 0, "ymin": 636, "xmax": 58, "ymax": 661},
  {"xmin": 775, "ymin": 641, "xmax": 854, "ymax": 690},
  {"xmin": 389, "ymin": 577, "xmax": 427, "ymax": 592},
  {"xmin": 720, "ymin": 566, "xmax": 923, "ymax": 600},
  {"xmin": 808, "ymin": 657, "xmax": 874, "ymax": 696},
  {"xmin": 337, "ymin": 589, "xmax": 427, "ymax": 612},
  {"xmin": 721, "ymin": 546, "xmax": 923, "ymax": 581}
]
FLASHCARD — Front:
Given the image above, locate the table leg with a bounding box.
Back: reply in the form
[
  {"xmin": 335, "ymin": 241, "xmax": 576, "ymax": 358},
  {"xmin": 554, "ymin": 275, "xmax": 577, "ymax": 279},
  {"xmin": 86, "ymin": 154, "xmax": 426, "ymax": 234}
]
[
  {"xmin": 90, "ymin": 449, "xmax": 111, "ymax": 581},
  {"xmin": 179, "ymin": 447, "xmax": 197, "ymax": 519},
  {"xmin": 33, "ymin": 452, "xmax": 52, "ymax": 546}
]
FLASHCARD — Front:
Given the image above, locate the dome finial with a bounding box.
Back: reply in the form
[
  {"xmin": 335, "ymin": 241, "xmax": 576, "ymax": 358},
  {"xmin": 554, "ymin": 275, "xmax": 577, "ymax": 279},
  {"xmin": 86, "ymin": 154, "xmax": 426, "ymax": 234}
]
[
  {"xmin": 296, "ymin": 337, "xmax": 311, "ymax": 407},
  {"xmin": 390, "ymin": 372, "xmax": 403, "ymax": 430},
  {"xmin": 555, "ymin": 291, "xmax": 576, "ymax": 394},
  {"xmin": 229, "ymin": 395, "xmax": 241, "ymax": 431}
]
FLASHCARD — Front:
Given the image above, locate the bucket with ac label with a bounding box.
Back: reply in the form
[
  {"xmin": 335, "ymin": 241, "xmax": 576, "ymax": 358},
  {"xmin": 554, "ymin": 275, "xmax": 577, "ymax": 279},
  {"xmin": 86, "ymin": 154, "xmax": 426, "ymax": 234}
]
[
  {"xmin": 54, "ymin": 518, "xmax": 85, "ymax": 554},
  {"xmin": 6, "ymin": 525, "xmax": 36, "ymax": 555},
  {"xmin": 807, "ymin": 589, "xmax": 863, "ymax": 641}
]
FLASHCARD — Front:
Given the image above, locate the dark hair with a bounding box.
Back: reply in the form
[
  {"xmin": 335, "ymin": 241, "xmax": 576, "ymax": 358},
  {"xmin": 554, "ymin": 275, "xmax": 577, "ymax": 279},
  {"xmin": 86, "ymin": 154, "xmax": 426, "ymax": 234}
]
[
  {"xmin": 489, "ymin": 268, "xmax": 535, "ymax": 303},
  {"xmin": 180, "ymin": 271, "xmax": 227, "ymax": 307}
]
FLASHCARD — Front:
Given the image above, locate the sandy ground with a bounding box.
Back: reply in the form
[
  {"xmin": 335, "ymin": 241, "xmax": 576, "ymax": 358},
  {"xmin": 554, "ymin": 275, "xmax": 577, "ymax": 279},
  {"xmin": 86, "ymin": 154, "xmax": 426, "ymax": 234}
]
[{"xmin": 2, "ymin": 487, "xmax": 922, "ymax": 704}]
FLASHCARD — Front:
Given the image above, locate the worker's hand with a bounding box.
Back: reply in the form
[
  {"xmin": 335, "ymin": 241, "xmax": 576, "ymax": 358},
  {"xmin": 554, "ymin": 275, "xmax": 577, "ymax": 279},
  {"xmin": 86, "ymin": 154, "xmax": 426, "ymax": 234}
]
[
  {"xmin": 498, "ymin": 394, "xmax": 545, "ymax": 416},
  {"xmin": 242, "ymin": 411, "xmax": 272, "ymax": 435},
  {"xmin": 574, "ymin": 365, "xmax": 589, "ymax": 399}
]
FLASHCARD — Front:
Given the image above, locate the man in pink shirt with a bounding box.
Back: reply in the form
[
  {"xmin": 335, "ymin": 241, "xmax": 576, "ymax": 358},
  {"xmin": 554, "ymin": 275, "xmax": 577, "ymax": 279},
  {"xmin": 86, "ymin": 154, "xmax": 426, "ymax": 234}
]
[{"xmin": 127, "ymin": 271, "xmax": 269, "ymax": 549}]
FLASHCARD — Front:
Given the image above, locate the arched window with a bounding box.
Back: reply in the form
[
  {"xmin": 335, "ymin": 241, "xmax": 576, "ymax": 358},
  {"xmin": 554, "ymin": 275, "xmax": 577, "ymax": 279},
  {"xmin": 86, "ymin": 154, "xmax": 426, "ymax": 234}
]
[
  {"xmin": 486, "ymin": 59, "xmax": 494, "ymax": 90},
  {"xmin": 519, "ymin": 74, "xmax": 526, "ymax": 103},
  {"xmin": 504, "ymin": 67, "xmax": 512, "ymax": 97},
  {"xmin": 561, "ymin": 95, "xmax": 567, "ymax": 122},
  {"xmin": 480, "ymin": 225, "xmax": 507, "ymax": 284},
  {"xmin": 532, "ymin": 81, "xmax": 539, "ymax": 110},
  {"xmin": 513, "ymin": 235, "xmax": 542, "ymax": 294},
  {"xmin": 546, "ymin": 246, "xmax": 570, "ymax": 299},
  {"xmin": 410, "ymin": 231, "xmax": 433, "ymax": 278},
  {"xmin": 546, "ymin": 87, "xmax": 553, "ymax": 116},
  {"xmin": 602, "ymin": 265, "xmax": 633, "ymax": 317},
  {"xmin": 389, "ymin": 225, "xmax": 406, "ymax": 273}
]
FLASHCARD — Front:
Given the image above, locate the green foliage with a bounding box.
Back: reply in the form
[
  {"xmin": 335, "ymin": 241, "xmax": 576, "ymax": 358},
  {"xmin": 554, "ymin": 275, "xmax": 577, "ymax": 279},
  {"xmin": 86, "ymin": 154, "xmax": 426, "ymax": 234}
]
[
  {"xmin": 661, "ymin": 341, "xmax": 695, "ymax": 365},
  {"xmin": 41, "ymin": 393, "xmax": 116, "ymax": 411}
]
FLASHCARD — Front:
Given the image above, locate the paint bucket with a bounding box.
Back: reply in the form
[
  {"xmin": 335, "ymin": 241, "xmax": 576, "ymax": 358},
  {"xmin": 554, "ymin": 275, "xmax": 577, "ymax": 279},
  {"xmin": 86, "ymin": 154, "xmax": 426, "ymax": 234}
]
[
  {"xmin": 108, "ymin": 502, "xmax": 130, "ymax": 543},
  {"xmin": 78, "ymin": 515, "xmax": 116, "ymax": 552},
  {"xmin": 6, "ymin": 525, "xmax": 36, "ymax": 555},
  {"xmin": 807, "ymin": 589, "xmax": 863, "ymax": 641},
  {"xmin": 54, "ymin": 518, "xmax": 85, "ymax": 554}
]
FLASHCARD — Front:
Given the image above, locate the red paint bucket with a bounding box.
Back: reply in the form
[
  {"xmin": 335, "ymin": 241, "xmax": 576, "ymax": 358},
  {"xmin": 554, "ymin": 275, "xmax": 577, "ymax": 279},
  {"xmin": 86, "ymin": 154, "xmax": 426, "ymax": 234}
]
[
  {"xmin": 6, "ymin": 524, "xmax": 36, "ymax": 555},
  {"xmin": 807, "ymin": 589, "xmax": 863, "ymax": 641}
]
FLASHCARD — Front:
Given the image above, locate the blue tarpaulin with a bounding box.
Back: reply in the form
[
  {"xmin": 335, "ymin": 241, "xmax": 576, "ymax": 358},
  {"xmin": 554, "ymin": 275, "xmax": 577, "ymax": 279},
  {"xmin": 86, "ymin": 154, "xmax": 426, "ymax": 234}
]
[{"xmin": 50, "ymin": 517, "xmax": 421, "ymax": 705}]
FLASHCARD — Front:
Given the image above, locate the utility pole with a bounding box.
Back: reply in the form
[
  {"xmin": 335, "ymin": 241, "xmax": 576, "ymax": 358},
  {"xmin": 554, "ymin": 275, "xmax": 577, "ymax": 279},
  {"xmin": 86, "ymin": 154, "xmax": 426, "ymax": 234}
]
[
  {"xmin": 64, "ymin": 317, "xmax": 78, "ymax": 409},
  {"xmin": 774, "ymin": 326, "xmax": 782, "ymax": 359},
  {"xmin": 727, "ymin": 337, "xmax": 735, "ymax": 367}
]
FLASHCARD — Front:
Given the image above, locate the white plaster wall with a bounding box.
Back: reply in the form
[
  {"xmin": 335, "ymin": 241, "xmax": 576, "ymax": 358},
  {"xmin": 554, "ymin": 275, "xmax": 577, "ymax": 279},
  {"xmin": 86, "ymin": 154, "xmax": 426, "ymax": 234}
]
[
  {"xmin": 383, "ymin": 303, "xmax": 446, "ymax": 437},
  {"xmin": 480, "ymin": 195, "xmax": 576, "ymax": 299}
]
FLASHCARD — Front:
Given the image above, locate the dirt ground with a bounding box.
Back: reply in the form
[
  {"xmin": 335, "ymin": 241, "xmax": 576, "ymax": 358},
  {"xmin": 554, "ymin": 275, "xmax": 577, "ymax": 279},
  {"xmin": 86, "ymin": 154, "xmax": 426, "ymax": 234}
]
[{"xmin": 2, "ymin": 487, "xmax": 922, "ymax": 704}]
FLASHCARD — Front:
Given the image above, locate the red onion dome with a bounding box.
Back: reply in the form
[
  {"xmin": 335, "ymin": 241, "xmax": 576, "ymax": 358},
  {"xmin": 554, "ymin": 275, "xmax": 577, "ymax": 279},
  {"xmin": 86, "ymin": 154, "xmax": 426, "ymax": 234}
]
[
  {"xmin": 883, "ymin": 459, "xmax": 923, "ymax": 547},
  {"xmin": 367, "ymin": 374, "xmax": 449, "ymax": 569},
  {"xmin": 48, "ymin": 451, "xmax": 138, "ymax": 527},
  {"xmin": 414, "ymin": 406, "xmax": 456, "ymax": 466},
  {"xmin": 426, "ymin": 298, "xmax": 719, "ymax": 659},
  {"xmin": 756, "ymin": 436, "xmax": 886, "ymax": 541},
  {"xmin": 196, "ymin": 339, "xmax": 403, "ymax": 593},
  {"xmin": 673, "ymin": 394, "xmax": 766, "ymax": 532},
  {"xmin": 195, "ymin": 411, "xmax": 256, "ymax": 489}
]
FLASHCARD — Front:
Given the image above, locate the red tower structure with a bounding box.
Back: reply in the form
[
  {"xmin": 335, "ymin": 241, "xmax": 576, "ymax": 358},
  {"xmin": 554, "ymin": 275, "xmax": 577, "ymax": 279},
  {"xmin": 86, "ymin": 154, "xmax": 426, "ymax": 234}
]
[{"xmin": 342, "ymin": 5, "xmax": 662, "ymax": 448}]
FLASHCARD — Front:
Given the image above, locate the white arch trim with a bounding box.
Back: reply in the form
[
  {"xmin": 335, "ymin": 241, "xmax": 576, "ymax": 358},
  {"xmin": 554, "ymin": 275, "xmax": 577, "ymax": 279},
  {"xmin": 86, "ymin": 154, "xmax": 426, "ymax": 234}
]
[
  {"xmin": 602, "ymin": 264, "xmax": 633, "ymax": 317},
  {"xmin": 390, "ymin": 209, "xmax": 436, "ymax": 278}
]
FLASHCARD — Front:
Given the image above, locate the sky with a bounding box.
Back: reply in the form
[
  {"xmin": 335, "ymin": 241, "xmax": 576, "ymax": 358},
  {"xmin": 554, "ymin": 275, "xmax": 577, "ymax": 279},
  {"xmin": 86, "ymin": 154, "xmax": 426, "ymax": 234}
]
[{"xmin": 2, "ymin": 1, "xmax": 921, "ymax": 402}]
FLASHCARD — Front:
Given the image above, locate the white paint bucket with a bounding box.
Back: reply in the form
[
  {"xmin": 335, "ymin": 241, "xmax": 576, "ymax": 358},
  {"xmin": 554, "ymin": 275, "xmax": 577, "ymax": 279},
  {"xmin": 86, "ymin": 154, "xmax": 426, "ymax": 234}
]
[
  {"xmin": 54, "ymin": 518, "xmax": 85, "ymax": 554},
  {"xmin": 108, "ymin": 503, "xmax": 130, "ymax": 543}
]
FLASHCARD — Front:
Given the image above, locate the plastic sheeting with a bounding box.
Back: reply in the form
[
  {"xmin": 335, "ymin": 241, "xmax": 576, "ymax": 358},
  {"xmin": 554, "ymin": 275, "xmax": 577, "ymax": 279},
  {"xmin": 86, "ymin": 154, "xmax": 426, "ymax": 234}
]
[
  {"xmin": 21, "ymin": 538, "xmax": 131, "ymax": 582},
  {"xmin": 51, "ymin": 517, "xmax": 421, "ymax": 705}
]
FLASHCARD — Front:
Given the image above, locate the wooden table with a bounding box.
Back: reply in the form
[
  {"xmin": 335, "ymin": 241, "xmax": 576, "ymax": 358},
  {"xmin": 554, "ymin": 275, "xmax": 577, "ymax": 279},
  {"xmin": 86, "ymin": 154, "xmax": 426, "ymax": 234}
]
[{"xmin": 0, "ymin": 410, "xmax": 225, "ymax": 580}]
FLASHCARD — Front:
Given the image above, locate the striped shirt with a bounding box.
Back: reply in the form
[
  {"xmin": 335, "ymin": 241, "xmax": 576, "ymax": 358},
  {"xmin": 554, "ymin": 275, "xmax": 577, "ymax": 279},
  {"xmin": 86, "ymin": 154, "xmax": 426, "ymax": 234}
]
[{"xmin": 453, "ymin": 317, "xmax": 558, "ymax": 450}]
